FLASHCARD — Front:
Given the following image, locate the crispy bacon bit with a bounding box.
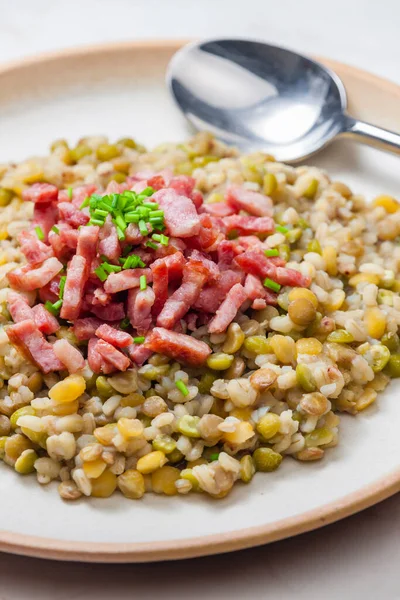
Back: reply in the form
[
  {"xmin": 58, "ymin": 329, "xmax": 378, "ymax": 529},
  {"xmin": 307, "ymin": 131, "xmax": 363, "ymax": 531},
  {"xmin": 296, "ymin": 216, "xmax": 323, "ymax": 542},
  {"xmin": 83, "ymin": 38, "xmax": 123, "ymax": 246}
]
[
  {"xmin": 195, "ymin": 269, "xmax": 243, "ymax": 313},
  {"xmin": 226, "ymin": 185, "xmax": 273, "ymax": 217},
  {"xmin": 8, "ymin": 291, "xmax": 34, "ymax": 322},
  {"xmin": 95, "ymin": 324, "xmax": 133, "ymax": 348},
  {"xmin": 33, "ymin": 202, "xmax": 58, "ymax": 241},
  {"xmin": 23, "ymin": 183, "xmax": 58, "ymax": 204},
  {"xmin": 144, "ymin": 327, "xmax": 211, "ymax": 366},
  {"xmin": 49, "ymin": 225, "xmax": 79, "ymax": 261},
  {"xmin": 58, "ymin": 202, "xmax": 90, "ymax": 228},
  {"xmin": 91, "ymin": 302, "xmax": 125, "ymax": 321},
  {"xmin": 153, "ymin": 189, "xmax": 200, "ymax": 237},
  {"xmin": 18, "ymin": 231, "xmax": 54, "ymax": 265},
  {"xmin": 187, "ymin": 250, "xmax": 220, "ymax": 282},
  {"xmin": 244, "ymin": 274, "xmax": 278, "ymax": 307},
  {"xmin": 157, "ymin": 261, "xmax": 209, "ymax": 329},
  {"xmin": 6, "ymin": 319, "xmax": 63, "ymax": 373},
  {"xmin": 126, "ymin": 344, "xmax": 153, "ymax": 366},
  {"xmin": 235, "ymin": 250, "xmax": 311, "ymax": 287},
  {"xmin": 76, "ymin": 225, "xmax": 99, "ymax": 265},
  {"xmin": 223, "ymin": 214, "xmax": 275, "ymax": 235},
  {"xmin": 53, "ymin": 339, "xmax": 85, "ymax": 374},
  {"xmin": 87, "ymin": 338, "xmax": 114, "ymax": 374},
  {"xmin": 96, "ymin": 339, "xmax": 130, "ymax": 372},
  {"xmin": 98, "ymin": 215, "xmax": 120, "ymax": 262},
  {"xmin": 127, "ymin": 287, "xmax": 155, "ymax": 335},
  {"xmin": 202, "ymin": 202, "xmax": 236, "ymax": 218},
  {"xmin": 151, "ymin": 252, "xmax": 186, "ymax": 281},
  {"xmin": 150, "ymin": 260, "xmax": 168, "ymax": 317},
  {"xmin": 217, "ymin": 240, "xmax": 242, "ymax": 271},
  {"xmin": 104, "ymin": 269, "xmax": 152, "ymax": 294},
  {"xmin": 58, "ymin": 184, "xmax": 97, "ymax": 208},
  {"xmin": 8, "ymin": 257, "xmax": 63, "ymax": 292},
  {"xmin": 32, "ymin": 304, "xmax": 60, "ymax": 335},
  {"xmin": 73, "ymin": 317, "xmax": 104, "ymax": 341},
  {"xmin": 208, "ymin": 283, "xmax": 248, "ymax": 333},
  {"xmin": 125, "ymin": 224, "xmax": 144, "ymax": 245},
  {"xmin": 60, "ymin": 255, "xmax": 88, "ymax": 321}
]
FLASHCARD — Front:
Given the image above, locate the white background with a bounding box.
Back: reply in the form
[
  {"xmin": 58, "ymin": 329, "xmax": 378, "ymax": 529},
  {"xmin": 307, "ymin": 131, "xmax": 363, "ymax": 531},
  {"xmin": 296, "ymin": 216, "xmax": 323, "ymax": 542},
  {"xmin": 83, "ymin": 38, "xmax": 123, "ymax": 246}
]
[{"xmin": 1, "ymin": 0, "xmax": 400, "ymax": 598}]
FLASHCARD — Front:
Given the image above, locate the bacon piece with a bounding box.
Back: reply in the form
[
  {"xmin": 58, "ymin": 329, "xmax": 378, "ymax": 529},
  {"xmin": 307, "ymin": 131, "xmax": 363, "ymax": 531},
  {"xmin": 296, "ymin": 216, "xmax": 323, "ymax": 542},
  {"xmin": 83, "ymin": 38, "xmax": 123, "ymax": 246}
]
[
  {"xmin": 126, "ymin": 344, "xmax": 153, "ymax": 366},
  {"xmin": 49, "ymin": 225, "xmax": 79, "ymax": 261},
  {"xmin": 96, "ymin": 339, "xmax": 130, "ymax": 372},
  {"xmin": 151, "ymin": 252, "xmax": 186, "ymax": 281},
  {"xmin": 153, "ymin": 189, "xmax": 200, "ymax": 238},
  {"xmin": 8, "ymin": 291, "xmax": 35, "ymax": 322},
  {"xmin": 208, "ymin": 283, "xmax": 248, "ymax": 333},
  {"xmin": 217, "ymin": 240, "xmax": 242, "ymax": 271},
  {"xmin": 8, "ymin": 257, "xmax": 63, "ymax": 292},
  {"xmin": 150, "ymin": 260, "xmax": 168, "ymax": 317},
  {"xmin": 60, "ymin": 255, "xmax": 87, "ymax": 321},
  {"xmin": 33, "ymin": 202, "xmax": 58, "ymax": 241},
  {"xmin": 235, "ymin": 250, "xmax": 311, "ymax": 287},
  {"xmin": 125, "ymin": 224, "xmax": 144, "ymax": 245},
  {"xmin": 32, "ymin": 304, "xmax": 60, "ymax": 334},
  {"xmin": 187, "ymin": 250, "xmax": 220, "ymax": 283},
  {"xmin": 72, "ymin": 317, "xmax": 104, "ymax": 341},
  {"xmin": 185, "ymin": 312, "xmax": 199, "ymax": 332},
  {"xmin": 76, "ymin": 225, "xmax": 99, "ymax": 265},
  {"xmin": 190, "ymin": 190, "xmax": 203, "ymax": 211},
  {"xmin": 58, "ymin": 202, "xmax": 90, "ymax": 228},
  {"xmin": 39, "ymin": 276, "xmax": 61, "ymax": 304},
  {"xmin": 157, "ymin": 261, "xmax": 209, "ymax": 329},
  {"xmin": 18, "ymin": 231, "xmax": 54, "ymax": 265},
  {"xmin": 6, "ymin": 319, "xmax": 63, "ymax": 373},
  {"xmin": 127, "ymin": 287, "xmax": 155, "ymax": 335},
  {"xmin": 98, "ymin": 215, "xmax": 120, "ymax": 262},
  {"xmin": 144, "ymin": 327, "xmax": 211, "ymax": 366},
  {"xmin": 23, "ymin": 183, "xmax": 58, "ymax": 204},
  {"xmin": 244, "ymin": 274, "xmax": 278, "ymax": 307},
  {"xmin": 58, "ymin": 184, "xmax": 97, "ymax": 208},
  {"xmin": 202, "ymin": 202, "xmax": 236, "ymax": 218},
  {"xmin": 92, "ymin": 287, "xmax": 111, "ymax": 306},
  {"xmin": 104, "ymin": 269, "xmax": 152, "ymax": 294},
  {"xmin": 194, "ymin": 269, "xmax": 243, "ymax": 313},
  {"xmin": 87, "ymin": 338, "xmax": 114, "ymax": 374},
  {"xmin": 185, "ymin": 214, "xmax": 221, "ymax": 252},
  {"xmin": 91, "ymin": 302, "xmax": 125, "ymax": 321},
  {"xmin": 95, "ymin": 324, "xmax": 133, "ymax": 348},
  {"xmin": 53, "ymin": 339, "xmax": 85, "ymax": 374},
  {"xmin": 226, "ymin": 185, "xmax": 273, "ymax": 217},
  {"xmin": 223, "ymin": 214, "xmax": 275, "ymax": 235}
]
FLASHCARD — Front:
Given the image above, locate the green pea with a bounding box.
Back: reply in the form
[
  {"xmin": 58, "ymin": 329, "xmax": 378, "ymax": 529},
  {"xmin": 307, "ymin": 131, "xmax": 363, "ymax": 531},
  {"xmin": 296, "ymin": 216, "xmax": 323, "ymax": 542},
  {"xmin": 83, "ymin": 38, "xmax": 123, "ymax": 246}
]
[
  {"xmin": 152, "ymin": 434, "xmax": 176, "ymax": 454},
  {"xmin": 381, "ymin": 332, "xmax": 400, "ymax": 353},
  {"xmin": 96, "ymin": 143, "xmax": 120, "ymax": 162},
  {"xmin": 253, "ymin": 447, "xmax": 282, "ymax": 472},
  {"xmin": 305, "ymin": 427, "xmax": 333, "ymax": 447},
  {"xmin": 167, "ymin": 448, "xmax": 184, "ymax": 464},
  {"xmin": 0, "ymin": 188, "xmax": 13, "ymax": 207},
  {"xmin": 96, "ymin": 376, "xmax": 114, "ymax": 398},
  {"xmin": 243, "ymin": 336, "xmax": 272, "ymax": 355},
  {"xmin": 368, "ymin": 344, "xmax": 390, "ymax": 373},
  {"xmin": 69, "ymin": 144, "xmax": 92, "ymax": 163},
  {"xmin": 286, "ymin": 228, "xmax": 302, "ymax": 244},
  {"xmin": 263, "ymin": 173, "xmax": 278, "ymax": 196},
  {"xmin": 10, "ymin": 406, "xmax": 35, "ymax": 430},
  {"xmin": 14, "ymin": 449, "xmax": 38, "ymax": 474},
  {"xmin": 109, "ymin": 172, "xmax": 126, "ymax": 183},
  {"xmin": 117, "ymin": 137, "xmax": 137, "ymax": 149},
  {"xmin": 307, "ymin": 239, "xmax": 321, "ymax": 254},
  {"xmin": 278, "ymin": 243, "xmax": 291, "ymax": 262},
  {"xmin": 176, "ymin": 415, "xmax": 201, "ymax": 438},
  {"xmin": 198, "ymin": 371, "xmax": 217, "ymax": 394},
  {"xmin": 296, "ymin": 364, "xmax": 317, "ymax": 392},
  {"xmin": 240, "ymin": 455, "xmax": 255, "ymax": 483},
  {"xmin": 327, "ymin": 329, "xmax": 354, "ymax": 343},
  {"xmin": 386, "ymin": 354, "xmax": 400, "ymax": 378}
]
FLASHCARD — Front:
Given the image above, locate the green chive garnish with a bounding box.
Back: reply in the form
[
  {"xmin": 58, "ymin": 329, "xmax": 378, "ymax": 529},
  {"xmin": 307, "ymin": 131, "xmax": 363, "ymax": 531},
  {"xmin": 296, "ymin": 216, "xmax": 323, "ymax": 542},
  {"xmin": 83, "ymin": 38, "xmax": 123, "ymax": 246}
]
[
  {"xmin": 51, "ymin": 225, "xmax": 59, "ymax": 234},
  {"xmin": 88, "ymin": 219, "xmax": 104, "ymax": 226},
  {"xmin": 102, "ymin": 262, "xmax": 122, "ymax": 274},
  {"xmin": 59, "ymin": 276, "xmax": 66, "ymax": 299},
  {"xmin": 264, "ymin": 249, "xmax": 279, "ymax": 257},
  {"xmin": 138, "ymin": 220, "xmax": 148, "ymax": 236},
  {"xmin": 160, "ymin": 235, "xmax": 169, "ymax": 246},
  {"xmin": 146, "ymin": 241, "xmax": 158, "ymax": 250},
  {"xmin": 35, "ymin": 226, "xmax": 44, "ymax": 241},
  {"xmin": 133, "ymin": 336, "xmax": 145, "ymax": 344},
  {"xmin": 45, "ymin": 300, "xmax": 62, "ymax": 316},
  {"xmin": 94, "ymin": 266, "xmax": 108, "ymax": 282},
  {"xmin": 120, "ymin": 317, "xmax": 130, "ymax": 330},
  {"xmin": 175, "ymin": 380, "xmax": 189, "ymax": 396},
  {"xmin": 80, "ymin": 196, "xmax": 90, "ymax": 209},
  {"xmin": 139, "ymin": 275, "xmax": 147, "ymax": 291},
  {"xmin": 263, "ymin": 278, "xmax": 281, "ymax": 292},
  {"xmin": 275, "ymin": 225, "xmax": 289, "ymax": 234},
  {"xmin": 209, "ymin": 453, "xmax": 219, "ymax": 461},
  {"xmin": 67, "ymin": 187, "xmax": 73, "ymax": 200}
]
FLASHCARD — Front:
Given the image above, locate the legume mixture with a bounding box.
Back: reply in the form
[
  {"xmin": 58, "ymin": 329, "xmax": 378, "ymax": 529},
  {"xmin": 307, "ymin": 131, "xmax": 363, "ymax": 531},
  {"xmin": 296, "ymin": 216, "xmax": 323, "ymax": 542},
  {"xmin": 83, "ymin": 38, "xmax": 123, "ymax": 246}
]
[{"xmin": 0, "ymin": 132, "xmax": 399, "ymax": 501}]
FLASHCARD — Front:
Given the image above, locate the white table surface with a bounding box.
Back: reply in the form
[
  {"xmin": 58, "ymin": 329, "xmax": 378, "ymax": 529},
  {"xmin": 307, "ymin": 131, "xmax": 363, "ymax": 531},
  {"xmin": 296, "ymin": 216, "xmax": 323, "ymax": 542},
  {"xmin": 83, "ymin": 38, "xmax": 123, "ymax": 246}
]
[{"xmin": 1, "ymin": 0, "xmax": 400, "ymax": 598}]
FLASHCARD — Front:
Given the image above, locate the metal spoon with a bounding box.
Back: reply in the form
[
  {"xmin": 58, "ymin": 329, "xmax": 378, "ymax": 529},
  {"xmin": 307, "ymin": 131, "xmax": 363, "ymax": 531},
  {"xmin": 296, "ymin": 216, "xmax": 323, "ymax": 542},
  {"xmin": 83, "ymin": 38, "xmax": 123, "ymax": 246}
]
[{"xmin": 167, "ymin": 39, "xmax": 400, "ymax": 163}]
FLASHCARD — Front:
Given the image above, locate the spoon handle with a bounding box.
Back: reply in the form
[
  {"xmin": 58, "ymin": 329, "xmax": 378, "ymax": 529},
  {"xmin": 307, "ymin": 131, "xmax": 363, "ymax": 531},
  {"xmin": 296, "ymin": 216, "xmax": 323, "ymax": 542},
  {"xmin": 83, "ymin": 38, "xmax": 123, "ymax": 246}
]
[{"xmin": 343, "ymin": 116, "xmax": 400, "ymax": 155}]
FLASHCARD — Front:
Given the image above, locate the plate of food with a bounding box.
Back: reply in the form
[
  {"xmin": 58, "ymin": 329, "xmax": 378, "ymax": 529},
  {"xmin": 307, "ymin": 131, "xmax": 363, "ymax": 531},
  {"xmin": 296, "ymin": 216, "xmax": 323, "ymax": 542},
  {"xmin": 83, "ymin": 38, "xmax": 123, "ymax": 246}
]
[{"xmin": 0, "ymin": 40, "xmax": 399, "ymax": 563}]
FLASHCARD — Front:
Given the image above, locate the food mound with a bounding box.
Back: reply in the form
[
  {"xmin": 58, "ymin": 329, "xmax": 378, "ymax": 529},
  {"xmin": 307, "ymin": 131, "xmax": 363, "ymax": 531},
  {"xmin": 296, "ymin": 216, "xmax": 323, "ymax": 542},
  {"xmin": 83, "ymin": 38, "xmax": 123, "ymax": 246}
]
[{"xmin": 0, "ymin": 132, "xmax": 398, "ymax": 501}]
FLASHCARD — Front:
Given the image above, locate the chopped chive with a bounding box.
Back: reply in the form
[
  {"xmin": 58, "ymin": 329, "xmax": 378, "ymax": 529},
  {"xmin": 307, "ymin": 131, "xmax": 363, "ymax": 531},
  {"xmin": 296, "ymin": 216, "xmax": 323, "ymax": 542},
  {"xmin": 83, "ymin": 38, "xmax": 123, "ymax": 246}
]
[
  {"xmin": 133, "ymin": 336, "xmax": 145, "ymax": 344},
  {"xmin": 116, "ymin": 226, "xmax": 125, "ymax": 241},
  {"xmin": 263, "ymin": 278, "xmax": 281, "ymax": 292},
  {"xmin": 122, "ymin": 245, "xmax": 133, "ymax": 257},
  {"xmin": 88, "ymin": 218, "xmax": 105, "ymax": 226},
  {"xmin": 139, "ymin": 275, "xmax": 147, "ymax": 291},
  {"xmin": 140, "ymin": 187, "xmax": 155, "ymax": 197},
  {"xmin": 94, "ymin": 266, "xmax": 108, "ymax": 282},
  {"xmin": 45, "ymin": 299, "xmax": 62, "ymax": 316},
  {"xmin": 67, "ymin": 187, "xmax": 73, "ymax": 200},
  {"xmin": 59, "ymin": 276, "xmax": 66, "ymax": 299},
  {"xmin": 146, "ymin": 241, "xmax": 158, "ymax": 249},
  {"xmin": 138, "ymin": 220, "xmax": 148, "ymax": 236},
  {"xmin": 94, "ymin": 208, "xmax": 108, "ymax": 217},
  {"xmin": 160, "ymin": 235, "xmax": 169, "ymax": 246},
  {"xmin": 115, "ymin": 214, "xmax": 126, "ymax": 231},
  {"xmin": 152, "ymin": 233, "xmax": 161, "ymax": 242},
  {"xmin": 149, "ymin": 210, "xmax": 163, "ymax": 218},
  {"xmin": 80, "ymin": 196, "xmax": 90, "ymax": 209},
  {"xmin": 264, "ymin": 249, "xmax": 279, "ymax": 257},
  {"xmin": 125, "ymin": 213, "xmax": 140, "ymax": 224},
  {"xmin": 275, "ymin": 225, "xmax": 289, "ymax": 234},
  {"xmin": 35, "ymin": 226, "xmax": 44, "ymax": 241},
  {"xmin": 143, "ymin": 202, "xmax": 158, "ymax": 209},
  {"xmin": 102, "ymin": 262, "xmax": 122, "ymax": 274},
  {"xmin": 149, "ymin": 217, "xmax": 163, "ymax": 224},
  {"xmin": 209, "ymin": 453, "xmax": 219, "ymax": 461},
  {"xmin": 51, "ymin": 225, "xmax": 59, "ymax": 234},
  {"xmin": 111, "ymin": 195, "xmax": 119, "ymax": 209},
  {"xmin": 120, "ymin": 317, "xmax": 130, "ymax": 330},
  {"xmin": 175, "ymin": 379, "xmax": 189, "ymax": 396}
]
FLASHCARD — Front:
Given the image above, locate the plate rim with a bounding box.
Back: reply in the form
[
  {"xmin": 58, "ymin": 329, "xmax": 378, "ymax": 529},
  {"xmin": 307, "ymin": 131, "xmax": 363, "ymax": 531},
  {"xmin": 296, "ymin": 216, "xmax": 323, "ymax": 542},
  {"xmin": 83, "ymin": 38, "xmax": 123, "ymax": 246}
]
[{"xmin": 0, "ymin": 39, "xmax": 400, "ymax": 563}]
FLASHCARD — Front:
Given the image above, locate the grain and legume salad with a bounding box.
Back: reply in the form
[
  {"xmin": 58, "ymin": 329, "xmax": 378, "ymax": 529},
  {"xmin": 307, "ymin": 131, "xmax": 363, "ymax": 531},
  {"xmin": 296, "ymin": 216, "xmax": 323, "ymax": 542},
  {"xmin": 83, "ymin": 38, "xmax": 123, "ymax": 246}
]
[{"xmin": 0, "ymin": 132, "xmax": 399, "ymax": 501}]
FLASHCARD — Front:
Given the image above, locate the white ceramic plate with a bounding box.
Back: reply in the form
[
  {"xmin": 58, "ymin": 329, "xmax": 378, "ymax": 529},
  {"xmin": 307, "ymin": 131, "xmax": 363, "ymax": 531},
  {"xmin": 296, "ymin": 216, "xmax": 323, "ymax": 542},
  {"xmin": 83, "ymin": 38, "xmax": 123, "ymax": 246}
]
[{"xmin": 0, "ymin": 41, "xmax": 400, "ymax": 563}]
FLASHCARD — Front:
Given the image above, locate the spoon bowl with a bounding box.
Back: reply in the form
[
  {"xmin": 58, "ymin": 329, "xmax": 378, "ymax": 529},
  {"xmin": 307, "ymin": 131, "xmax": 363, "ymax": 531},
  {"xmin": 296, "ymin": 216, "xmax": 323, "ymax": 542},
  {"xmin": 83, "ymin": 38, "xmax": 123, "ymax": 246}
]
[{"xmin": 167, "ymin": 39, "xmax": 400, "ymax": 162}]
